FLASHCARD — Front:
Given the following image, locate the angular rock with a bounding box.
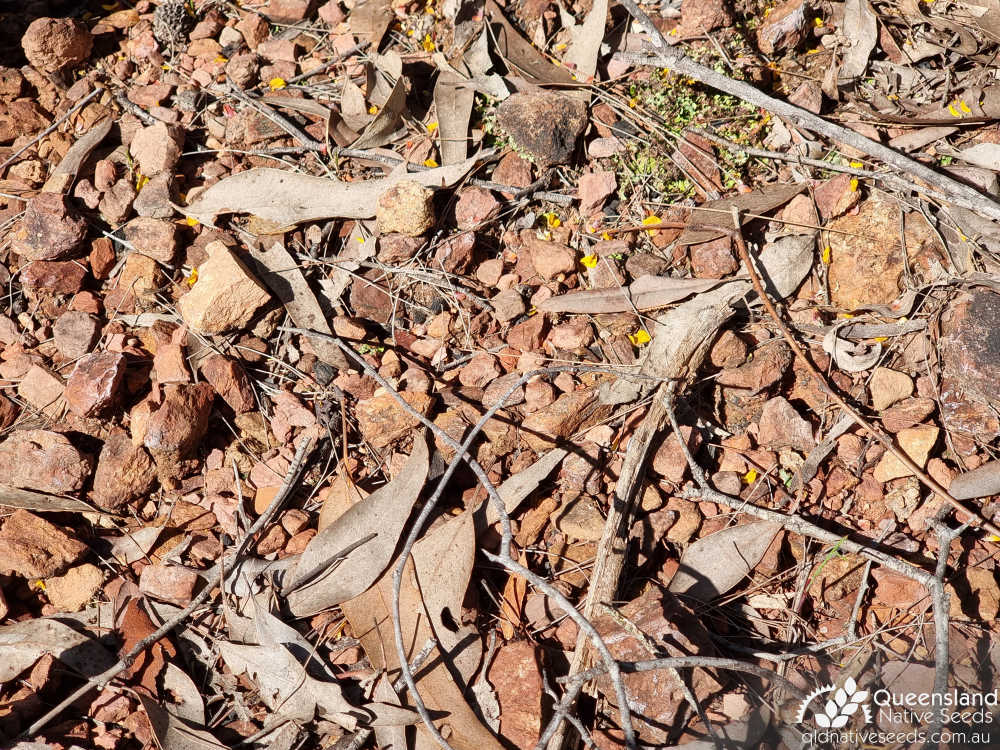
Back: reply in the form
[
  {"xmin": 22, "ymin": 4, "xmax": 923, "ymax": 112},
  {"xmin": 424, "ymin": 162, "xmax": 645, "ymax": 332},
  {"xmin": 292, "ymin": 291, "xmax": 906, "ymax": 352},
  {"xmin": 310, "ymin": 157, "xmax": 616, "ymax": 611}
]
[
  {"xmin": 434, "ymin": 232, "xmax": 475, "ymax": 273},
  {"xmin": 690, "ymin": 235, "xmax": 738, "ymax": 278},
  {"xmin": 122, "ymin": 217, "xmax": 178, "ymax": 263},
  {"xmin": 873, "ymin": 425, "xmax": 939, "ymax": 482},
  {"xmin": 553, "ymin": 495, "xmax": 605, "ymax": 541},
  {"xmin": 20, "ymin": 260, "xmax": 88, "ymax": 295},
  {"xmin": 225, "ymin": 52, "xmax": 260, "ymax": 88},
  {"xmin": 129, "ymin": 121, "xmax": 183, "ymax": 176},
  {"xmin": 10, "ymin": 193, "xmax": 87, "ymax": 261},
  {"xmin": 492, "ymin": 151, "xmax": 534, "ymax": 196},
  {"xmin": 132, "ymin": 171, "xmax": 176, "ymax": 218},
  {"xmin": 528, "ymin": 238, "xmax": 576, "ymax": 280},
  {"xmin": 454, "ymin": 186, "xmax": 500, "ymax": 230},
  {"xmin": 376, "ymin": 180, "xmax": 435, "ymax": 237},
  {"xmin": 883, "ymin": 397, "xmax": 936, "ymax": 433},
  {"xmin": 53, "ymin": 311, "xmax": 100, "ymax": 360},
  {"xmin": 491, "ymin": 288, "xmax": 526, "ymax": 323},
  {"xmin": 578, "ymin": 170, "xmax": 616, "ymax": 215},
  {"xmin": 98, "ymin": 177, "xmax": 137, "ymax": 224},
  {"xmin": 349, "ymin": 269, "xmax": 392, "ymax": 324},
  {"xmin": 17, "ymin": 365, "xmax": 66, "ymax": 419},
  {"xmin": 139, "ymin": 564, "xmax": 199, "ymax": 606},
  {"xmin": 520, "ymin": 386, "xmax": 611, "ymax": 451},
  {"xmin": 497, "ymin": 92, "xmax": 587, "ymax": 166},
  {"xmin": 870, "ymin": 366, "xmax": 913, "ymax": 411},
  {"xmin": 356, "ymin": 391, "xmax": 434, "ymax": 449},
  {"xmin": 22, "ymin": 17, "xmax": 93, "ymax": 72},
  {"xmin": 548, "ymin": 319, "xmax": 594, "ymax": 350},
  {"xmin": 377, "ymin": 233, "xmax": 423, "ymax": 263},
  {"xmin": 45, "ymin": 563, "xmax": 103, "ymax": 612},
  {"xmin": 0, "ymin": 510, "xmax": 88, "ymax": 578},
  {"xmin": 651, "ymin": 425, "xmax": 702, "ymax": 482},
  {"xmin": 200, "ymin": 354, "xmax": 255, "ymax": 412},
  {"xmin": 178, "ymin": 241, "xmax": 271, "ymax": 333},
  {"xmin": 814, "ymin": 173, "xmax": 861, "ymax": 222},
  {"xmin": 92, "ymin": 431, "xmax": 156, "ymax": 510},
  {"xmin": 236, "ymin": 12, "xmax": 269, "ymax": 49},
  {"xmin": 487, "ymin": 642, "xmax": 544, "ymax": 749},
  {"xmin": 65, "ymin": 352, "xmax": 127, "ymax": 417},
  {"xmin": 144, "ymin": 382, "xmax": 215, "ymax": 465},
  {"xmin": 757, "ymin": 0, "xmax": 809, "ymax": 55},
  {"xmin": 508, "ymin": 314, "xmax": 547, "ymax": 351},
  {"xmin": 0, "ymin": 429, "xmax": 90, "ymax": 493},
  {"xmin": 104, "ymin": 253, "xmax": 160, "ymax": 313},
  {"xmin": 757, "ymin": 396, "xmax": 814, "ymax": 452}
]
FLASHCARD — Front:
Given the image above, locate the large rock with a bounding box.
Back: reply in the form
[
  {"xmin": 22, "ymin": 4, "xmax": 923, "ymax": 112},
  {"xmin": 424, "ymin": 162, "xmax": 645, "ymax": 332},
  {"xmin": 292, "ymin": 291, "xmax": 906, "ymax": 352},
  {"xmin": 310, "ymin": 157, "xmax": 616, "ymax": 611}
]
[
  {"xmin": 144, "ymin": 383, "xmax": 215, "ymax": 467},
  {"xmin": 0, "ymin": 429, "xmax": 91, "ymax": 494},
  {"xmin": 10, "ymin": 193, "xmax": 88, "ymax": 261},
  {"xmin": 65, "ymin": 352, "xmax": 127, "ymax": 417},
  {"xmin": 22, "ymin": 17, "xmax": 93, "ymax": 73},
  {"xmin": 497, "ymin": 92, "xmax": 587, "ymax": 166},
  {"xmin": 178, "ymin": 242, "xmax": 271, "ymax": 333},
  {"xmin": 356, "ymin": 391, "xmax": 433, "ymax": 449},
  {"xmin": 0, "ymin": 510, "xmax": 88, "ymax": 578},
  {"xmin": 92, "ymin": 431, "xmax": 156, "ymax": 510},
  {"xmin": 520, "ymin": 386, "xmax": 612, "ymax": 451}
]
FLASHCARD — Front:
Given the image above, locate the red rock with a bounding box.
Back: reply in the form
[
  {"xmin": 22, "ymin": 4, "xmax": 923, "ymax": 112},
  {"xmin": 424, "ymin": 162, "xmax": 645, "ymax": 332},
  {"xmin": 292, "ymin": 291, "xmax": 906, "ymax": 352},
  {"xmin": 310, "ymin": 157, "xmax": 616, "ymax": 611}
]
[
  {"xmin": 0, "ymin": 315, "xmax": 18, "ymax": 345},
  {"xmin": 133, "ymin": 171, "xmax": 176, "ymax": 219},
  {"xmin": 508, "ymin": 314, "xmax": 547, "ymax": 351},
  {"xmin": 497, "ymin": 92, "xmax": 587, "ymax": 166},
  {"xmin": 17, "ymin": 365, "xmax": 66, "ymax": 418},
  {"xmin": 22, "ymin": 17, "xmax": 93, "ymax": 73},
  {"xmin": 523, "ymin": 379, "xmax": 556, "ymax": 412},
  {"xmin": 265, "ymin": 0, "xmax": 315, "ymax": 22},
  {"xmin": 690, "ymin": 235, "xmax": 738, "ymax": 278},
  {"xmin": 105, "ymin": 253, "xmax": 160, "ymax": 312},
  {"xmin": 651, "ymin": 425, "xmax": 703, "ymax": 482},
  {"xmin": 318, "ymin": 1, "xmax": 346, "ymax": 24},
  {"xmin": 153, "ymin": 343, "xmax": 190, "ymax": 384},
  {"xmin": 520, "ymin": 386, "xmax": 611, "ymax": 450},
  {"xmin": 377, "ymin": 233, "xmax": 423, "ymax": 263},
  {"xmin": 94, "ymin": 159, "xmax": 117, "ymax": 192},
  {"xmin": 92, "ymin": 431, "xmax": 156, "ymax": 510},
  {"xmin": 548, "ymin": 319, "xmax": 593, "ymax": 350},
  {"xmin": 592, "ymin": 587, "xmax": 723, "ymax": 745},
  {"xmin": 270, "ymin": 390, "xmax": 318, "ymax": 443},
  {"xmin": 71, "ymin": 291, "xmax": 102, "ymax": 315},
  {"xmin": 0, "ymin": 510, "xmax": 88, "ymax": 578},
  {"xmin": 350, "ymin": 269, "xmax": 392, "ymax": 324},
  {"xmin": 44, "ymin": 562, "xmax": 103, "ymax": 612},
  {"xmin": 129, "ymin": 82, "xmax": 173, "ymax": 109},
  {"xmin": 0, "ymin": 99, "xmax": 49, "ymax": 144},
  {"xmin": 716, "ymin": 341, "xmax": 791, "ymax": 390},
  {"xmin": 491, "ymin": 152, "xmax": 533, "ymax": 197},
  {"xmin": 872, "ymin": 567, "xmax": 927, "ymax": 607},
  {"xmin": 257, "ymin": 38, "xmax": 299, "ymax": 63},
  {"xmin": 454, "ymin": 186, "xmax": 500, "ymax": 230},
  {"xmin": 788, "ymin": 81, "xmax": 823, "ymax": 114},
  {"xmin": 144, "ymin": 383, "xmax": 215, "ymax": 463},
  {"xmin": 10, "ymin": 193, "xmax": 87, "ymax": 261},
  {"xmin": 53, "ymin": 311, "xmax": 100, "ymax": 360},
  {"xmin": 527, "ymin": 238, "xmax": 575, "ymax": 280},
  {"xmin": 236, "ymin": 12, "xmax": 269, "ymax": 49},
  {"xmin": 578, "ymin": 170, "xmax": 616, "ymax": 215},
  {"xmin": 487, "ymin": 642, "xmax": 543, "ymax": 748},
  {"xmin": 98, "ymin": 178, "xmax": 137, "ymax": 224},
  {"xmin": 226, "ymin": 53, "xmax": 260, "ymax": 88},
  {"xmin": 709, "ymin": 329, "xmax": 748, "ymax": 368},
  {"xmin": 458, "ymin": 353, "xmax": 500, "ymax": 388},
  {"xmin": 757, "ymin": 0, "xmax": 809, "ymax": 55},
  {"xmin": 883, "ymin": 397, "xmax": 936, "ymax": 433},
  {"xmin": 0, "ymin": 394, "xmax": 18, "ymax": 429},
  {"xmin": 0, "ymin": 67, "xmax": 23, "ymax": 99},
  {"xmin": 139, "ymin": 564, "xmax": 199, "ymax": 606},
  {"xmin": 123, "ymin": 217, "xmax": 178, "ymax": 263},
  {"xmin": 200, "ymin": 354, "xmax": 255, "ymax": 412},
  {"xmin": 434, "ymin": 232, "xmax": 476, "ymax": 273},
  {"xmin": 679, "ymin": 0, "xmax": 732, "ymax": 33},
  {"xmin": 757, "ymin": 396, "xmax": 814, "ymax": 452},
  {"xmin": 20, "ymin": 260, "xmax": 88, "ymax": 294},
  {"xmin": 491, "ymin": 288, "xmax": 526, "ymax": 323},
  {"xmin": 89, "ymin": 237, "xmax": 117, "ymax": 278},
  {"xmin": 0, "ymin": 430, "xmax": 90, "ymax": 494},
  {"xmin": 814, "ymin": 173, "xmax": 861, "ymax": 221},
  {"xmin": 356, "ymin": 391, "xmax": 434, "ymax": 449},
  {"xmin": 129, "ymin": 122, "xmax": 183, "ymax": 176},
  {"xmin": 65, "ymin": 352, "xmax": 126, "ymax": 417}
]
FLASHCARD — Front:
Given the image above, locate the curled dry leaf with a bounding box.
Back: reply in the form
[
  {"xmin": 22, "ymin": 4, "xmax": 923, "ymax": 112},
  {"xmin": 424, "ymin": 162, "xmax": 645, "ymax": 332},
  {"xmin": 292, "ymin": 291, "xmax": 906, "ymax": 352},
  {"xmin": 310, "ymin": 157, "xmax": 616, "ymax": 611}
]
[
  {"xmin": 284, "ymin": 434, "xmax": 430, "ymax": 616},
  {"xmin": 0, "ymin": 617, "xmax": 116, "ymax": 682},
  {"xmin": 950, "ymin": 459, "xmax": 1000, "ymax": 500},
  {"xmin": 538, "ymin": 276, "xmax": 725, "ymax": 315},
  {"xmin": 668, "ymin": 521, "xmax": 782, "ymax": 601},
  {"xmin": 823, "ymin": 324, "xmax": 882, "ymax": 372},
  {"xmin": 0, "ymin": 484, "xmax": 99, "ymax": 514},
  {"xmin": 136, "ymin": 692, "xmax": 225, "ymax": 750},
  {"xmin": 353, "ymin": 51, "xmax": 407, "ymax": 150},
  {"xmin": 180, "ymin": 155, "xmax": 482, "ymax": 227}
]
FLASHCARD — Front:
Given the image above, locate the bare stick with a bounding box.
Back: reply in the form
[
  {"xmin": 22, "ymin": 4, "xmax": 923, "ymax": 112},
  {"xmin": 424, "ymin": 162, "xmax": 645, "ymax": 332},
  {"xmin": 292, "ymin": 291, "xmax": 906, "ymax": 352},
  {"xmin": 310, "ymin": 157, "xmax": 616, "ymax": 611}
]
[
  {"xmin": 24, "ymin": 436, "xmax": 314, "ymax": 738},
  {"xmin": 727, "ymin": 207, "xmax": 1000, "ymax": 538},
  {"xmin": 617, "ymin": 0, "xmax": 1000, "ymax": 223}
]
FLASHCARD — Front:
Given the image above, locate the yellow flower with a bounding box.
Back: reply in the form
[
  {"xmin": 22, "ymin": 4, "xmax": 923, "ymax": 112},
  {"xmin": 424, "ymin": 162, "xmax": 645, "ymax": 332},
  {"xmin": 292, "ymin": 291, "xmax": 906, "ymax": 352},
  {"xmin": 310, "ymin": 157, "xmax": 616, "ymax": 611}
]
[
  {"xmin": 214, "ymin": 54, "xmax": 228, "ymax": 63},
  {"xmin": 185, "ymin": 267, "xmax": 198, "ymax": 286},
  {"xmin": 642, "ymin": 215, "xmax": 661, "ymax": 236},
  {"xmin": 628, "ymin": 329, "xmax": 651, "ymax": 346},
  {"xmin": 959, "ymin": 99, "xmax": 971, "ymax": 113},
  {"xmin": 185, "ymin": 216, "xmax": 199, "ymax": 227},
  {"xmin": 426, "ymin": 121, "xmax": 439, "ymax": 133},
  {"xmin": 849, "ymin": 160, "xmax": 863, "ymax": 169},
  {"xmin": 628, "ymin": 96, "xmax": 639, "ymax": 108},
  {"xmin": 423, "ymin": 158, "xmax": 439, "ymax": 168},
  {"xmin": 814, "ymin": 16, "xmax": 823, "ymax": 25},
  {"xmin": 422, "ymin": 34, "xmax": 435, "ymax": 52},
  {"xmin": 849, "ymin": 177, "xmax": 859, "ymax": 191},
  {"xmin": 743, "ymin": 468, "xmax": 758, "ymax": 484},
  {"xmin": 368, "ymin": 105, "xmax": 379, "ymax": 115},
  {"xmin": 555, "ymin": 43, "xmax": 567, "ymax": 51},
  {"xmin": 601, "ymin": 231, "xmax": 611, "ymax": 240},
  {"xmin": 544, "ymin": 212, "xmax": 561, "ymax": 228},
  {"xmin": 135, "ymin": 172, "xmax": 149, "ymax": 191},
  {"xmin": 269, "ymin": 77, "xmax": 286, "ymax": 91},
  {"xmin": 581, "ymin": 254, "xmax": 598, "ymax": 269},
  {"xmin": 822, "ymin": 245, "xmax": 831, "ymax": 264}
]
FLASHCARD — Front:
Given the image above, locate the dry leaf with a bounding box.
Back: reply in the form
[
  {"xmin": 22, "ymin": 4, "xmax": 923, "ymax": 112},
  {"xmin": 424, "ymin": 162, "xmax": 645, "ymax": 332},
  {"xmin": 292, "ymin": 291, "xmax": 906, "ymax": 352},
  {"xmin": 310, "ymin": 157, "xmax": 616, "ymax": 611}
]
[
  {"xmin": 136, "ymin": 693, "xmax": 226, "ymax": 750},
  {"xmin": 181, "ymin": 156, "xmax": 481, "ymax": 227},
  {"xmin": 284, "ymin": 434, "xmax": 430, "ymax": 616},
  {"xmin": 353, "ymin": 51, "xmax": 407, "ymax": 150},
  {"xmin": 538, "ymin": 276, "xmax": 725, "ymax": 314},
  {"xmin": 823, "ymin": 324, "xmax": 882, "ymax": 372},
  {"xmin": 0, "ymin": 617, "xmax": 115, "ymax": 683},
  {"xmin": 678, "ymin": 183, "xmax": 805, "ymax": 245},
  {"xmin": 668, "ymin": 521, "xmax": 782, "ymax": 600},
  {"xmin": 0, "ymin": 484, "xmax": 100, "ymax": 514},
  {"xmin": 485, "ymin": 0, "xmax": 575, "ymax": 85},
  {"xmin": 950, "ymin": 459, "xmax": 1000, "ymax": 500},
  {"xmin": 840, "ymin": 0, "xmax": 877, "ymax": 82}
]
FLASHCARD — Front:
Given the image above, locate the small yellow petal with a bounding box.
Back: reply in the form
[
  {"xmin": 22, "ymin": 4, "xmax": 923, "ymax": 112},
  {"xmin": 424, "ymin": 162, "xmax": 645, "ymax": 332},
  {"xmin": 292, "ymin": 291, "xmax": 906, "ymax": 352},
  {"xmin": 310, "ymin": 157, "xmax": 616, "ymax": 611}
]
[
  {"xmin": 555, "ymin": 43, "xmax": 567, "ymax": 51},
  {"xmin": 581, "ymin": 254, "xmax": 598, "ymax": 269},
  {"xmin": 822, "ymin": 245, "xmax": 831, "ymax": 264},
  {"xmin": 269, "ymin": 77, "xmax": 286, "ymax": 91},
  {"xmin": 185, "ymin": 216, "xmax": 199, "ymax": 227},
  {"xmin": 368, "ymin": 105, "xmax": 379, "ymax": 115},
  {"xmin": 743, "ymin": 468, "xmax": 758, "ymax": 484},
  {"xmin": 628, "ymin": 329, "xmax": 651, "ymax": 346},
  {"xmin": 849, "ymin": 177, "xmax": 859, "ymax": 191},
  {"xmin": 426, "ymin": 121, "xmax": 439, "ymax": 132},
  {"xmin": 960, "ymin": 100, "xmax": 971, "ymax": 113},
  {"xmin": 544, "ymin": 212, "xmax": 561, "ymax": 228},
  {"xmin": 601, "ymin": 231, "xmax": 611, "ymax": 241},
  {"xmin": 185, "ymin": 267, "xmax": 198, "ymax": 286},
  {"xmin": 873, "ymin": 336, "xmax": 888, "ymax": 342},
  {"xmin": 423, "ymin": 158, "xmax": 439, "ymax": 168},
  {"xmin": 849, "ymin": 160, "xmax": 863, "ymax": 169},
  {"xmin": 422, "ymin": 34, "xmax": 435, "ymax": 52},
  {"xmin": 642, "ymin": 216, "xmax": 662, "ymax": 226},
  {"xmin": 214, "ymin": 54, "xmax": 228, "ymax": 63},
  {"xmin": 814, "ymin": 16, "xmax": 823, "ymax": 25},
  {"xmin": 948, "ymin": 103, "xmax": 960, "ymax": 117}
]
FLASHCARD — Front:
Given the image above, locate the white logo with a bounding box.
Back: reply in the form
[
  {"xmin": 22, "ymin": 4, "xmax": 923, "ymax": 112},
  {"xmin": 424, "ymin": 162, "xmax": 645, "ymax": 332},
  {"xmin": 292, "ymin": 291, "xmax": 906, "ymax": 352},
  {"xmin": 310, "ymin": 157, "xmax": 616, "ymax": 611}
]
[{"xmin": 796, "ymin": 677, "xmax": 872, "ymax": 729}]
